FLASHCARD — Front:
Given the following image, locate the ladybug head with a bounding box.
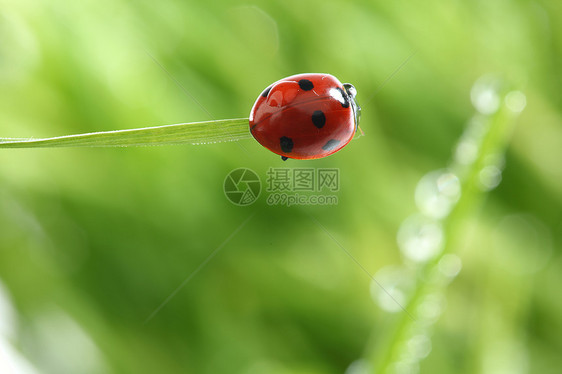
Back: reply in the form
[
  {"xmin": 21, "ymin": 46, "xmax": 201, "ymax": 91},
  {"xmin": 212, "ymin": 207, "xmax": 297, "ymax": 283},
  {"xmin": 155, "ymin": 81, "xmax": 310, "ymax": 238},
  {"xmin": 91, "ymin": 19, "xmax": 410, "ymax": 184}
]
[{"xmin": 343, "ymin": 83, "xmax": 361, "ymax": 131}]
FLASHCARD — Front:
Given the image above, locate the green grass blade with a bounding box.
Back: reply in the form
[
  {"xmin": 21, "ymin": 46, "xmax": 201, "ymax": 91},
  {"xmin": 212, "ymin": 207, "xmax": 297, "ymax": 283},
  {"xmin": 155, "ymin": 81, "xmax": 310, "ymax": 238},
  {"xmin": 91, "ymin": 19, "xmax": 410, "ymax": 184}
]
[
  {"xmin": 0, "ymin": 118, "xmax": 251, "ymax": 148},
  {"xmin": 367, "ymin": 86, "xmax": 525, "ymax": 374}
]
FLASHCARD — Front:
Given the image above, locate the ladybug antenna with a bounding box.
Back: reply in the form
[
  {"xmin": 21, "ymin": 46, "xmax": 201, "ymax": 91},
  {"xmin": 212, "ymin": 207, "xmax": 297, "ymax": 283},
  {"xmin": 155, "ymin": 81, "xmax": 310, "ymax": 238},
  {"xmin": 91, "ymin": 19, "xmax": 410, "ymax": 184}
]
[{"xmin": 363, "ymin": 50, "xmax": 417, "ymax": 106}]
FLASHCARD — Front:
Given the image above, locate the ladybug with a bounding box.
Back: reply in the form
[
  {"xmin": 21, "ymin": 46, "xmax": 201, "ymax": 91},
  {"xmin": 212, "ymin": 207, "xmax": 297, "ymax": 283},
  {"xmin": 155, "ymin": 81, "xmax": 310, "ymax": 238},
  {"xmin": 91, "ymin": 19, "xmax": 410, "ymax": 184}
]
[{"xmin": 249, "ymin": 73, "xmax": 360, "ymax": 160}]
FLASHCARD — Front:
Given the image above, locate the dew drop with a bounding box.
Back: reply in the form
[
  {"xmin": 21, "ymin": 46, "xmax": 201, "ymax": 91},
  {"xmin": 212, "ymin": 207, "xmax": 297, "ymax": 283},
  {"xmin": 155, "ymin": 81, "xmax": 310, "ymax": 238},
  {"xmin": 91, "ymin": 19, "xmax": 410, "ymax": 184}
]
[
  {"xmin": 454, "ymin": 139, "xmax": 479, "ymax": 165},
  {"xmin": 371, "ymin": 266, "xmax": 414, "ymax": 313},
  {"xmin": 415, "ymin": 170, "xmax": 461, "ymax": 219},
  {"xmin": 408, "ymin": 334, "xmax": 432, "ymax": 360},
  {"xmin": 471, "ymin": 76, "xmax": 502, "ymax": 115},
  {"xmin": 391, "ymin": 361, "xmax": 419, "ymax": 374},
  {"xmin": 397, "ymin": 215, "xmax": 444, "ymax": 262},
  {"xmin": 438, "ymin": 254, "xmax": 462, "ymax": 278},
  {"xmin": 416, "ymin": 293, "xmax": 445, "ymax": 323},
  {"xmin": 505, "ymin": 90, "xmax": 526, "ymax": 113},
  {"xmin": 479, "ymin": 165, "xmax": 502, "ymax": 191}
]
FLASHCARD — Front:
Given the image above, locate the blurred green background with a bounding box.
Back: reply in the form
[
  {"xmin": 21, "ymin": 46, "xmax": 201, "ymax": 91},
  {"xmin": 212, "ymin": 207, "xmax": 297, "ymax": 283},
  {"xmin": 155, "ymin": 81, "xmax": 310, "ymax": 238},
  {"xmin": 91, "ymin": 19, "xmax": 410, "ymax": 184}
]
[{"xmin": 1, "ymin": 0, "xmax": 561, "ymax": 373}]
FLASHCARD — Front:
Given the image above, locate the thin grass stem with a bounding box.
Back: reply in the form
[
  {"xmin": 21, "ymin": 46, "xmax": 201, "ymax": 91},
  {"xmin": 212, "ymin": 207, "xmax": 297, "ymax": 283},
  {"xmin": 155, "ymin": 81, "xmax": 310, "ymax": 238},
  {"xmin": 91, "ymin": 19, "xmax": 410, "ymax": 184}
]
[{"xmin": 0, "ymin": 118, "xmax": 251, "ymax": 148}]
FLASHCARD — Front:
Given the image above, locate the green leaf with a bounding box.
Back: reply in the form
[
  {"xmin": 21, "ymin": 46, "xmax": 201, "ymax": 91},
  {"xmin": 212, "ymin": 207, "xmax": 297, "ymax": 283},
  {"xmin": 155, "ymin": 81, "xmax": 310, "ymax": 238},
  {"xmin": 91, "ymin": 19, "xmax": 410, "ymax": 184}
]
[{"xmin": 0, "ymin": 118, "xmax": 251, "ymax": 148}]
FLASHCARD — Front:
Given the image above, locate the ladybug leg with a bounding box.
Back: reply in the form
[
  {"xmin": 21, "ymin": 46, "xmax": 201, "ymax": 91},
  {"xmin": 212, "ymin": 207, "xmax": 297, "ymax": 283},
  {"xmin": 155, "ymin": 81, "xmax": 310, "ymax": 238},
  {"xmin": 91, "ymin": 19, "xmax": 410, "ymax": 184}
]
[{"xmin": 281, "ymin": 156, "xmax": 289, "ymax": 161}]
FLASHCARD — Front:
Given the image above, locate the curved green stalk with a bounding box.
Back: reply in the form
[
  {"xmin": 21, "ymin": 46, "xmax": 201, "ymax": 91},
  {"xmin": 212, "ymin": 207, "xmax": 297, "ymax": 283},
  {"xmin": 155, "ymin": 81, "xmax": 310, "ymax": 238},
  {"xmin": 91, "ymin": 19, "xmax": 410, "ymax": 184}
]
[
  {"xmin": 0, "ymin": 118, "xmax": 251, "ymax": 148},
  {"xmin": 368, "ymin": 89, "xmax": 523, "ymax": 373}
]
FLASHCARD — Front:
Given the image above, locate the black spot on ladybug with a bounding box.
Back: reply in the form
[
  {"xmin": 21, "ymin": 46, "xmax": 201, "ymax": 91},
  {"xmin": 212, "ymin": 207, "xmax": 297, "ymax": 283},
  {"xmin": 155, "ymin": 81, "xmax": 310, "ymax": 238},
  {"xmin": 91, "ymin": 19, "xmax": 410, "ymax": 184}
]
[
  {"xmin": 298, "ymin": 79, "xmax": 314, "ymax": 91},
  {"xmin": 280, "ymin": 136, "xmax": 294, "ymax": 153},
  {"xmin": 335, "ymin": 87, "xmax": 350, "ymax": 108},
  {"xmin": 322, "ymin": 139, "xmax": 340, "ymax": 151},
  {"xmin": 311, "ymin": 110, "xmax": 326, "ymax": 128},
  {"xmin": 261, "ymin": 86, "xmax": 272, "ymax": 98}
]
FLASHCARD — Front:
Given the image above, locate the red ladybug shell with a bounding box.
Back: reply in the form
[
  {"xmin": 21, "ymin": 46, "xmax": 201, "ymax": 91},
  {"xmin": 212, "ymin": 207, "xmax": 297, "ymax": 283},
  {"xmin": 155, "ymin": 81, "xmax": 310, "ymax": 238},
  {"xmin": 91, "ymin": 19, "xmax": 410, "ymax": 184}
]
[{"xmin": 249, "ymin": 73, "xmax": 360, "ymax": 160}]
